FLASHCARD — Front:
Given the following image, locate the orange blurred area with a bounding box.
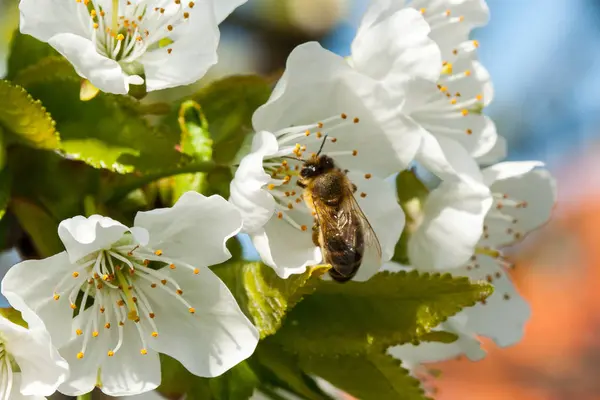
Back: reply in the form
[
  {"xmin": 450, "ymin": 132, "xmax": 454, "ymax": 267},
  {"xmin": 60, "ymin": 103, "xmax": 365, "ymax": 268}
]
[{"xmin": 431, "ymin": 153, "xmax": 600, "ymax": 400}]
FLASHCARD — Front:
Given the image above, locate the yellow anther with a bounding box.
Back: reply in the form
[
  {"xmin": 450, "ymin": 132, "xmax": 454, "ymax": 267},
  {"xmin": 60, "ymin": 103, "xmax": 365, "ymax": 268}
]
[
  {"xmin": 476, "ymin": 94, "xmax": 483, "ymax": 101},
  {"xmin": 461, "ymin": 109, "xmax": 469, "ymax": 116},
  {"xmin": 105, "ymin": 323, "xmax": 111, "ymax": 329},
  {"xmin": 465, "ymin": 70, "xmax": 472, "ymax": 77},
  {"xmin": 169, "ymin": 263, "xmax": 176, "ymax": 270},
  {"xmin": 152, "ymin": 332, "xmax": 158, "ymax": 337},
  {"xmin": 140, "ymin": 349, "xmax": 148, "ymax": 355},
  {"xmin": 53, "ymin": 294, "xmax": 60, "ymax": 300},
  {"xmin": 72, "ymin": 271, "xmax": 79, "ymax": 278},
  {"xmin": 267, "ymin": 184, "xmax": 275, "ymax": 190},
  {"xmin": 473, "ymin": 40, "xmax": 480, "ymax": 48},
  {"xmin": 70, "ymin": 303, "xmax": 77, "ymax": 310},
  {"xmin": 450, "ymin": 98, "xmax": 457, "ymax": 105},
  {"xmin": 108, "ymin": 351, "xmax": 115, "ymax": 357},
  {"xmin": 193, "ymin": 268, "xmax": 199, "ymax": 274},
  {"xmin": 116, "ymin": 34, "xmax": 125, "ymax": 41},
  {"xmin": 189, "ymin": 307, "xmax": 196, "ymax": 314},
  {"xmin": 176, "ymin": 289, "xmax": 183, "ymax": 295},
  {"xmin": 420, "ymin": 7, "xmax": 426, "ymax": 14},
  {"xmin": 102, "ymin": 274, "xmax": 109, "ymax": 281},
  {"xmin": 77, "ymin": 352, "xmax": 84, "ymax": 359},
  {"xmin": 441, "ymin": 62, "xmax": 453, "ymax": 75},
  {"xmin": 305, "ymin": 130, "xmax": 310, "ymax": 136},
  {"xmin": 154, "ymin": 250, "xmax": 163, "ymax": 256},
  {"xmin": 76, "ymin": 329, "xmax": 83, "ymax": 336},
  {"xmin": 92, "ymin": 331, "xmax": 99, "ymax": 338},
  {"xmin": 439, "ymin": 86, "xmax": 448, "ymax": 92}
]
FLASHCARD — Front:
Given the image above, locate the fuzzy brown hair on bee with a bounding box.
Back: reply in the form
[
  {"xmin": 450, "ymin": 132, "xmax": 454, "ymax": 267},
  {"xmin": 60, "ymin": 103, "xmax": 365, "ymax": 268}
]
[{"xmin": 296, "ymin": 151, "xmax": 381, "ymax": 283}]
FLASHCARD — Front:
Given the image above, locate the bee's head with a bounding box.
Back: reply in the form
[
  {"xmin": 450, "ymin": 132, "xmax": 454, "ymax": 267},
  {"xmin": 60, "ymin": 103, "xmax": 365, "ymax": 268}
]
[{"xmin": 300, "ymin": 155, "xmax": 335, "ymax": 178}]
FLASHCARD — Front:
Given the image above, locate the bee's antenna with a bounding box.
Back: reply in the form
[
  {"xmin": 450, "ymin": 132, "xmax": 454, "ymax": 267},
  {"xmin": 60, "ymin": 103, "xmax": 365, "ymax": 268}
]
[
  {"xmin": 279, "ymin": 156, "xmax": 306, "ymax": 164},
  {"xmin": 316, "ymin": 135, "xmax": 328, "ymax": 156}
]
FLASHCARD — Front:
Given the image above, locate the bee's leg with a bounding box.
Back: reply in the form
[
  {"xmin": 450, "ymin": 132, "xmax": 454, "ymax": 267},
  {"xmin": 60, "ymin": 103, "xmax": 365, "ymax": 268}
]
[
  {"xmin": 352, "ymin": 183, "xmax": 357, "ymax": 193},
  {"xmin": 312, "ymin": 222, "xmax": 320, "ymax": 247},
  {"xmin": 296, "ymin": 180, "xmax": 307, "ymax": 188}
]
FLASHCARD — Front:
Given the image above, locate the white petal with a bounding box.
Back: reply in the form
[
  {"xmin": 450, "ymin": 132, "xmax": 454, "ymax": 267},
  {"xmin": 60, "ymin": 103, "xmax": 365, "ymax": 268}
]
[
  {"xmin": 19, "ymin": 0, "xmax": 89, "ymax": 41},
  {"xmin": 416, "ymin": 134, "xmax": 484, "ymax": 187},
  {"xmin": 482, "ymin": 168, "xmax": 556, "ymax": 247},
  {"xmin": 352, "ymin": 8, "xmax": 442, "ymax": 84},
  {"xmin": 357, "ymin": 0, "xmax": 405, "ymax": 32},
  {"xmin": 347, "ymin": 173, "xmax": 405, "ymax": 281},
  {"xmin": 251, "ymin": 221, "xmax": 322, "ymax": 279},
  {"xmin": 1, "ymin": 252, "xmax": 78, "ymax": 348},
  {"xmin": 141, "ymin": 0, "xmax": 219, "ymax": 91},
  {"xmin": 100, "ymin": 324, "xmax": 160, "ymax": 396},
  {"xmin": 253, "ymin": 42, "xmax": 422, "ymax": 176},
  {"xmin": 427, "ymin": 1, "xmax": 490, "ymax": 59},
  {"xmin": 7, "ymin": 374, "xmax": 46, "ymax": 400},
  {"xmin": 229, "ymin": 131, "xmax": 279, "ymax": 234},
  {"xmin": 145, "ymin": 266, "xmax": 259, "ymax": 377},
  {"xmin": 58, "ymin": 215, "xmax": 129, "ymax": 263},
  {"xmin": 0, "ymin": 316, "xmax": 68, "ymax": 397},
  {"xmin": 409, "ymin": 181, "xmax": 492, "ymax": 270},
  {"xmin": 211, "ymin": 0, "xmax": 247, "ymax": 23},
  {"xmin": 482, "ymin": 161, "xmax": 545, "ymax": 186},
  {"xmin": 452, "ymin": 256, "xmax": 530, "ymax": 347},
  {"xmin": 477, "ymin": 135, "xmax": 507, "ymax": 165},
  {"xmin": 134, "ymin": 192, "xmax": 242, "ymax": 267},
  {"xmin": 57, "ymin": 326, "xmax": 110, "ymax": 396},
  {"xmin": 47, "ymin": 33, "xmax": 128, "ymax": 95}
]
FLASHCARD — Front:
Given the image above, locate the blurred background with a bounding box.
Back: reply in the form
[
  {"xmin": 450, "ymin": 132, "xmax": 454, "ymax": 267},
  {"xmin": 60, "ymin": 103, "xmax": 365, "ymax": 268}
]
[{"xmin": 1, "ymin": 0, "xmax": 599, "ymax": 399}]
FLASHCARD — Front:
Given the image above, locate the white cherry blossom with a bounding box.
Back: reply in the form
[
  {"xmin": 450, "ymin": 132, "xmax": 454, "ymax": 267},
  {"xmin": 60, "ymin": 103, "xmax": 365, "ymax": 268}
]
[
  {"xmin": 2, "ymin": 192, "xmax": 259, "ymax": 397},
  {"xmin": 352, "ymin": 0, "xmax": 497, "ymax": 187},
  {"xmin": 230, "ymin": 42, "xmax": 413, "ymax": 280},
  {"xmin": 19, "ymin": 0, "xmax": 247, "ymax": 94},
  {"xmin": 0, "ymin": 295, "xmax": 68, "ymax": 400},
  {"xmin": 398, "ymin": 162, "xmax": 556, "ymax": 364}
]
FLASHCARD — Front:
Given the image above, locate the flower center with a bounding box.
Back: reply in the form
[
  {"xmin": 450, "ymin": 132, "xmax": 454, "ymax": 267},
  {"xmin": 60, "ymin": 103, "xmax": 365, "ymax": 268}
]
[
  {"xmin": 0, "ymin": 342, "xmax": 14, "ymax": 399},
  {"xmin": 74, "ymin": 0, "xmax": 195, "ymax": 64},
  {"xmin": 52, "ymin": 235, "xmax": 200, "ymax": 359},
  {"xmin": 261, "ymin": 113, "xmax": 372, "ymax": 233},
  {"xmin": 409, "ymin": 40, "xmax": 483, "ymax": 139}
]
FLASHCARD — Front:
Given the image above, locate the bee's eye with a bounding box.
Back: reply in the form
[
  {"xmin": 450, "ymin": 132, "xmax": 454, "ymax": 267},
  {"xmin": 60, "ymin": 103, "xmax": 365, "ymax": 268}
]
[{"xmin": 301, "ymin": 165, "xmax": 318, "ymax": 178}]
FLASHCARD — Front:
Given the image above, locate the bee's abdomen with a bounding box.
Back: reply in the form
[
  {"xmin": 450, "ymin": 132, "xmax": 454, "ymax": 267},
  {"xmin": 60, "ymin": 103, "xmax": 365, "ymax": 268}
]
[{"xmin": 324, "ymin": 233, "xmax": 364, "ymax": 282}]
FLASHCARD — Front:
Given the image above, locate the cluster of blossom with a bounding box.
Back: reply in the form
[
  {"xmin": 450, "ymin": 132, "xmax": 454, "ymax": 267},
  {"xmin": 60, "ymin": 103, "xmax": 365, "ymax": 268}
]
[{"xmin": 0, "ymin": 0, "xmax": 556, "ymax": 398}]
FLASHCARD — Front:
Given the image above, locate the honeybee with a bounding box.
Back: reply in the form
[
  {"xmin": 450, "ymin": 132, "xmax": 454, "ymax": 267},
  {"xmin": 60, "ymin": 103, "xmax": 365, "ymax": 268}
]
[{"xmin": 296, "ymin": 138, "xmax": 382, "ymax": 282}]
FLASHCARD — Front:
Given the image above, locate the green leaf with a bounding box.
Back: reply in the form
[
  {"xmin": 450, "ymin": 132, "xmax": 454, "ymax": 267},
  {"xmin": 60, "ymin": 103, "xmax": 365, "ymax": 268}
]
[
  {"xmin": 13, "ymin": 59, "xmax": 189, "ymax": 173},
  {"xmin": 301, "ymin": 351, "xmax": 428, "ymax": 400},
  {"xmin": 0, "ymin": 80, "xmax": 60, "ymax": 150},
  {"xmin": 0, "ymin": 308, "xmax": 27, "ymax": 328},
  {"xmin": 61, "ymin": 139, "xmax": 139, "ymax": 174},
  {"xmin": 6, "ymin": 32, "xmax": 59, "ymax": 80},
  {"xmin": 172, "ymin": 100, "xmax": 213, "ymax": 202},
  {"xmin": 393, "ymin": 170, "xmax": 429, "ymax": 264},
  {"xmin": 10, "ymin": 198, "xmax": 63, "ymax": 258},
  {"xmin": 219, "ymin": 262, "xmax": 328, "ymax": 339},
  {"xmin": 273, "ymin": 270, "xmax": 492, "ymax": 353},
  {"xmin": 164, "ymin": 75, "xmax": 272, "ymax": 164},
  {"xmin": 260, "ymin": 271, "xmax": 491, "ymax": 400},
  {"xmin": 12, "ymin": 56, "xmax": 79, "ymax": 88},
  {"xmin": 158, "ymin": 355, "xmax": 258, "ymax": 400},
  {"xmin": 0, "ymin": 167, "xmax": 11, "ymax": 221},
  {"xmin": 254, "ymin": 342, "xmax": 330, "ymax": 400}
]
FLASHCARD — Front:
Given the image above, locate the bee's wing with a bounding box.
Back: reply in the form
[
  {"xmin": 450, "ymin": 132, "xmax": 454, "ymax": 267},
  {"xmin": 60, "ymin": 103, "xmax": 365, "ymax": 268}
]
[
  {"xmin": 312, "ymin": 185, "xmax": 382, "ymax": 280},
  {"xmin": 342, "ymin": 185, "xmax": 383, "ymax": 267}
]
